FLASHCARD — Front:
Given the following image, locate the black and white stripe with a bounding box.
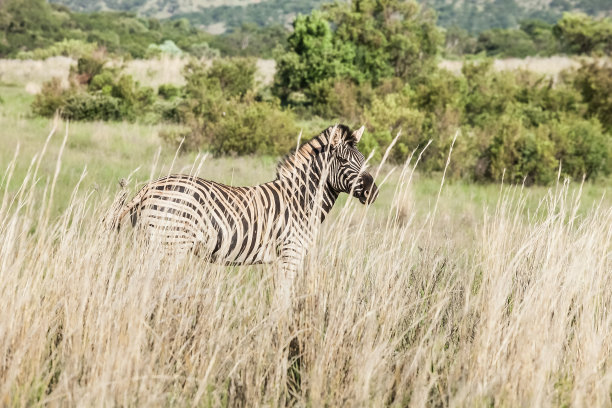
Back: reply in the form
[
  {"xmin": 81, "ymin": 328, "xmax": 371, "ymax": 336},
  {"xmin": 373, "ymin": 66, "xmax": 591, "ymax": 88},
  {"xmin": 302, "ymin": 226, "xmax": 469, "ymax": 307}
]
[{"xmin": 117, "ymin": 125, "xmax": 379, "ymax": 276}]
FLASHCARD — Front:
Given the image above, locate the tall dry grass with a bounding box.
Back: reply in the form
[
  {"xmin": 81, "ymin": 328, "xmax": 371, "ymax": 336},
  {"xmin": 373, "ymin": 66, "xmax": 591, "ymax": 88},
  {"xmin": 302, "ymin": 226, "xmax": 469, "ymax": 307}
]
[{"xmin": 0, "ymin": 123, "xmax": 610, "ymax": 406}]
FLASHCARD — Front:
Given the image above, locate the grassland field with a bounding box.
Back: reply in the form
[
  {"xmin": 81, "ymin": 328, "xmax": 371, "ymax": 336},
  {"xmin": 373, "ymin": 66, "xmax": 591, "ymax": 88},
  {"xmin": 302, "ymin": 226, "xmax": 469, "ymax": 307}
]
[{"xmin": 0, "ymin": 58, "xmax": 611, "ymax": 406}]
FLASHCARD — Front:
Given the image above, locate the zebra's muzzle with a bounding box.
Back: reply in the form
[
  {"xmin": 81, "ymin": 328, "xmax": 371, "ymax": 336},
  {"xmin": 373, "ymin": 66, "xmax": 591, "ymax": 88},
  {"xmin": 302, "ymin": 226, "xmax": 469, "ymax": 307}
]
[{"xmin": 358, "ymin": 173, "xmax": 379, "ymax": 205}]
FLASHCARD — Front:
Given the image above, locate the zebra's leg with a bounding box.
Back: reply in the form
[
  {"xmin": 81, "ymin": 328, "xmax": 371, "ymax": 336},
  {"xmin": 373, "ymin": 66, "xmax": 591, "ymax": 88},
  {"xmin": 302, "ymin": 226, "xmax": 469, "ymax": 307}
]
[{"xmin": 275, "ymin": 242, "xmax": 306, "ymax": 311}]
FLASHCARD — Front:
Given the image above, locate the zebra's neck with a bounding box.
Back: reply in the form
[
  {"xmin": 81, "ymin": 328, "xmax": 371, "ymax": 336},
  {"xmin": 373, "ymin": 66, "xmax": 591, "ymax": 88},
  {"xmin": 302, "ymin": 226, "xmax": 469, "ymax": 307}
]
[
  {"xmin": 275, "ymin": 133, "xmax": 340, "ymax": 223},
  {"xmin": 275, "ymin": 162, "xmax": 339, "ymax": 224}
]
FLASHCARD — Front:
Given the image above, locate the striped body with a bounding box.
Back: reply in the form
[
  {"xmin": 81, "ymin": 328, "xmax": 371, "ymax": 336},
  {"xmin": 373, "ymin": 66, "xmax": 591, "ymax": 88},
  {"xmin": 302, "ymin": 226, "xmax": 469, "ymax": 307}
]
[
  {"xmin": 125, "ymin": 175, "xmax": 291, "ymax": 264},
  {"xmin": 116, "ymin": 125, "xmax": 379, "ymax": 275}
]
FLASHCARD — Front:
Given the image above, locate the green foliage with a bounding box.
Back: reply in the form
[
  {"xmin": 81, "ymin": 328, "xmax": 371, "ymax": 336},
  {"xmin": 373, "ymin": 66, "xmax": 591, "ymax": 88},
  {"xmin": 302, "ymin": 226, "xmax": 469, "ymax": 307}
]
[
  {"xmin": 573, "ymin": 61, "xmax": 612, "ymax": 131},
  {"xmin": 16, "ymin": 39, "xmax": 97, "ymax": 60},
  {"xmin": 443, "ymin": 13, "xmax": 611, "ymax": 58},
  {"xmin": 206, "ymin": 58, "xmax": 257, "ymax": 98},
  {"xmin": 188, "ymin": 42, "xmax": 220, "ymax": 59},
  {"xmin": 353, "ymin": 59, "xmax": 611, "ymax": 183},
  {"xmin": 145, "ymin": 40, "xmax": 183, "ymax": 58},
  {"xmin": 483, "ymin": 114, "xmax": 558, "ymax": 184},
  {"xmin": 476, "ymin": 29, "xmax": 538, "ymax": 58},
  {"xmin": 157, "ymin": 58, "xmax": 299, "ymax": 155},
  {"xmin": 549, "ymin": 116, "xmax": 611, "ymax": 180},
  {"xmin": 207, "ymin": 24, "xmax": 287, "ymax": 59},
  {"xmin": 48, "ymin": 0, "xmax": 612, "ymax": 38},
  {"xmin": 444, "ymin": 26, "xmax": 477, "ymax": 57},
  {"xmin": 274, "ymin": 11, "xmax": 359, "ymax": 102},
  {"xmin": 0, "ymin": 0, "xmax": 244, "ymax": 58},
  {"xmin": 274, "ymin": 0, "xmax": 442, "ymax": 107},
  {"xmin": 362, "ymin": 86, "xmax": 425, "ymax": 162},
  {"xmin": 32, "ymin": 55, "xmax": 155, "ymax": 121},
  {"xmin": 554, "ymin": 13, "xmax": 612, "ymax": 55},
  {"xmin": 423, "ymin": 0, "xmax": 610, "ymax": 34},
  {"xmin": 157, "ymin": 84, "xmax": 181, "ymax": 100},
  {"xmin": 207, "ymin": 98, "xmax": 298, "ymax": 155},
  {"xmin": 32, "ymin": 78, "xmax": 67, "ymax": 117},
  {"xmin": 325, "ymin": 0, "xmax": 442, "ymax": 81},
  {"xmin": 169, "ymin": 0, "xmax": 327, "ymax": 31}
]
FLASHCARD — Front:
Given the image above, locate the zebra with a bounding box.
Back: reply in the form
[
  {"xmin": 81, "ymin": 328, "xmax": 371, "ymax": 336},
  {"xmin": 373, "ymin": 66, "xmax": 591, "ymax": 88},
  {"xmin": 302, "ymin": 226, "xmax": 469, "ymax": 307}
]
[{"xmin": 114, "ymin": 124, "xmax": 378, "ymax": 297}]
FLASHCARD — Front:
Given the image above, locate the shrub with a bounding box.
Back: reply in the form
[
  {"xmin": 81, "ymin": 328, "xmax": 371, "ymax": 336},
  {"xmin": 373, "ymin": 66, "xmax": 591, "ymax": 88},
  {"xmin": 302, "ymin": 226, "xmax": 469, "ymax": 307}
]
[
  {"xmin": 482, "ymin": 114, "xmax": 557, "ymax": 185},
  {"xmin": 206, "ymin": 58, "xmax": 257, "ymax": 98},
  {"xmin": 362, "ymin": 87, "xmax": 426, "ymax": 162},
  {"xmin": 476, "ymin": 28, "xmax": 537, "ymax": 58},
  {"xmin": 554, "ymin": 13, "xmax": 612, "ymax": 55},
  {"xmin": 188, "ymin": 42, "xmax": 220, "ymax": 59},
  {"xmin": 71, "ymin": 55, "xmax": 107, "ymax": 85},
  {"xmin": 274, "ymin": 0, "xmax": 442, "ymax": 104},
  {"xmin": 17, "ymin": 39, "xmax": 97, "ymax": 60},
  {"xmin": 157, "ymin": 84, "xmax": 181, "ymax": 100},
  {"xmin": 145, "ymin": 40, "xmax": 183, "ymax": 58},
  {"xmin": 32, "ymin": 54, "xmax": 156, "ymax": 122},
  {"xmin": 168, "ymin": 58, "xmax": 299, "ymax": 155},
  {"xmin": 61, "ymin": 93, "xmax": 123, "ymax": 121},
  {"xmin": 549, "ymin": 116, "xmax": 611, "ymax": 180},
  {"xmin": 207, "ymin": 99, "xmax": 299, "ymax": 156},
  {"xmin": 32, "ymin": 77, "xmax": 68, "ymax": 117},
  {"xmin": 573, "ymin": 61, "xmax": 612, "ymax": 131},
  {"xmin": 307, "ymin": 78, "xmax": 373, "ymax": 121}
]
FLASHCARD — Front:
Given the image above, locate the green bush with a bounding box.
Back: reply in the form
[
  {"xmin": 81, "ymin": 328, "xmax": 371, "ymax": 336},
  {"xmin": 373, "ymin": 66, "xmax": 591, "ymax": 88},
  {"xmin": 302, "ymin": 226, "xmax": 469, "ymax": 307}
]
[
  {"xmin": 573, "ymin": 61, "xmax": 612, "ymax": 131},
  {"xmin": 32, "ymin": 54, "xmax": 156, "ymax": 122},
  {"xmin": 61, "ymin": 93, "xmax": 123, "ymax": 121},
  {"xmin": 362, "ymin": 86, "xmax": 426, "ymax": 162},
  {"xmin": 72, "ymin": 55, "xmax": 107, "ymax": 85},
  {"xmin": 554, "ymin": 13, "xmax": 612, "ymax": 55},
  {"xmin": 157, "ymin": 84, "xmax": 181, "ymax": 100},
  {"xmin": 206, "ymin": 58, "xmax": 257, "ymax": 98},
  {"xmin": 31, "ymin": 78, "xmax": 68, "ymax": 117},
  {"xmin": 274, "ymin": 0, "xmax": 441, "ymax": 105},
  {"xmin": 481, "ymin": 114, "xmax": 557, "ymax": 185},
  {"xmin": 188, "ymin": 42, "xmax": 220, "ymax": 59},
  {"xmin": 207, "ymin": 99, "xmax": 299, "ymax": 155},
  {"xmin": 17, "ymin": 39, "xmax": 97, "ymax": 60},
  {"xmin": 145, "ymin": 40, "xmax": 183, "ymax": 58},
  {"xmin": 549, "ymin": 116, "xmax": 611, "ymax": 180},
  {"xmin": 476, "ymin": 28, "xmax": 537, "ymax": 58}
]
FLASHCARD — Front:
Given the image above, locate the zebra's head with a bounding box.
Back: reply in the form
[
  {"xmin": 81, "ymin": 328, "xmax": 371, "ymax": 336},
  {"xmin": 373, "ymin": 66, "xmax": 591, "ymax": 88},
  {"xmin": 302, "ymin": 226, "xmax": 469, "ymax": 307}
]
[{"xmin": 328, "ymin": 125, "xmax": 379, "ymax": 205}]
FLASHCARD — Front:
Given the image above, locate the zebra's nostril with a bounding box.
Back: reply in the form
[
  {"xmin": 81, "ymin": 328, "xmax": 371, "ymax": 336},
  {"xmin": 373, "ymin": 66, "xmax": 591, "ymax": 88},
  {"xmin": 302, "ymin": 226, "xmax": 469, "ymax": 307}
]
[{"xmin": 364, "ymin": 190, "xmax": 369, "ymax": 197}]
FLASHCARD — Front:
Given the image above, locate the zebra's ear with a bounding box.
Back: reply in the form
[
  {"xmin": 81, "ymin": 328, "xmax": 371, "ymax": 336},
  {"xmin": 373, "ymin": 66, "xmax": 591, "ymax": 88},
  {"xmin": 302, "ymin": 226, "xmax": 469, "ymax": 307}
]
[{"xmin": 350, "ymin": 125, "xmax": 365, "ymax": 144}]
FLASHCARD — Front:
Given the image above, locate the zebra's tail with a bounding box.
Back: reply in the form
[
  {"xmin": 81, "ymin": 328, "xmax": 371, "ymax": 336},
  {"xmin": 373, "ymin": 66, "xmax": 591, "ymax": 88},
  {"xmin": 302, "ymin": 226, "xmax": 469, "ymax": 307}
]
[{"xmin": 102, "ymin": 178, "xmax": 141, "ymax": 231}]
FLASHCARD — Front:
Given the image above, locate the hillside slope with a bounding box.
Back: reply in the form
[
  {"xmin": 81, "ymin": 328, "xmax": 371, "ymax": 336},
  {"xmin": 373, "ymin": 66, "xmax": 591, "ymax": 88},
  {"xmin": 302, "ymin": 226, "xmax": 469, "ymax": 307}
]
[
  {"xmin": 47, "ymin": 0, "xmax": 612, "ymax": 32},
  {"xmin": 422, "ymin": 0, "xmax": 611, "ymax": 32}
]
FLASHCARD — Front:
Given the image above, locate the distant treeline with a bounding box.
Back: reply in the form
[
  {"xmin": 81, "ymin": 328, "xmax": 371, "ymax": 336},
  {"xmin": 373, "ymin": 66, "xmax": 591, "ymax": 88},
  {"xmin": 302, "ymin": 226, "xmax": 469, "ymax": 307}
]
[
  {"xmin": 47, "ymin": 0, "xmax": 612, "ymax": 35},
  {"xmin": 1, "ymin": 0, "xmax": 612, "ymax": 60},
  {"xmin": 446, "ymin": 13, "xmax": 612, "ymax": 58},
  {"xmin": 0, "ymin": 0, "xmax": 286, "ymax": 58}
]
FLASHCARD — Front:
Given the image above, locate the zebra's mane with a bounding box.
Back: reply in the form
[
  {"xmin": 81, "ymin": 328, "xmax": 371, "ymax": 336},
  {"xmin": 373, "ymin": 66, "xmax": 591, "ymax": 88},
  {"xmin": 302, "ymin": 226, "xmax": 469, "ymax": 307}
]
[{"xmin": 276, "ymin": 125, "xmax": 351, "ymax": 179}]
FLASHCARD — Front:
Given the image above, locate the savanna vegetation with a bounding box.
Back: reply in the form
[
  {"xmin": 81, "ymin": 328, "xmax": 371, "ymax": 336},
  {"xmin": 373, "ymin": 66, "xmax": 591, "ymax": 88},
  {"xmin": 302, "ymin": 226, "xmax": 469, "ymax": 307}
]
[
  {"xmin": 20, "ymin": 0, "xmax": 612, "ymax": 185},
  {"xmin": 47, "ymin": 0, "xmax": 612, "ymax": 35},
  {"xmin": 0, "ymin": 104, "xmax": 610, "ymax": 406},
  {"xmin": 0, "ymin": 0, "xmax": 611, "ymax": 406}
]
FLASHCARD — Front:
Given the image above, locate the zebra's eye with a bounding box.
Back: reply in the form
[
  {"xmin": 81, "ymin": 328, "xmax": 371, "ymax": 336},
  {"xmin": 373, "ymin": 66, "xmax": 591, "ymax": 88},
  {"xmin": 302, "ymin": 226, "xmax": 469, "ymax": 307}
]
[{"xmin": 337, "ymin": 156, "xmax": 348, "ymax": 164}]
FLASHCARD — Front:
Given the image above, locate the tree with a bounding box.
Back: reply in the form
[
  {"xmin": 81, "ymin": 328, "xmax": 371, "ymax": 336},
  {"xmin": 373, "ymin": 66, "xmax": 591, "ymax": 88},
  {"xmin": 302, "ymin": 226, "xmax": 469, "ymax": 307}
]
[
  {"xmin": 553, "ymin": 13, "xmax": 612, "ymax": 54},
  {"xmin": 273, "ymin": 11, "xmax": 358, "ymax": 101},
  {"xmin": 273, "ymin": 0, "xmax": 442, "ymax": 106}
]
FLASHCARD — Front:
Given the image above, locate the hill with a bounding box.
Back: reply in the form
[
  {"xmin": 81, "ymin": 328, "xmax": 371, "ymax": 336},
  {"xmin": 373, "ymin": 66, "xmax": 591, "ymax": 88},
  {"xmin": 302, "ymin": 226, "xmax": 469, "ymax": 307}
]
[
  {"xmin": 47, "ymin": 0, "xmax": 612, "ymax": 32},
  {"xmin": 422, "ymin": 0, "xmax": 612, "ymax": 32}
]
